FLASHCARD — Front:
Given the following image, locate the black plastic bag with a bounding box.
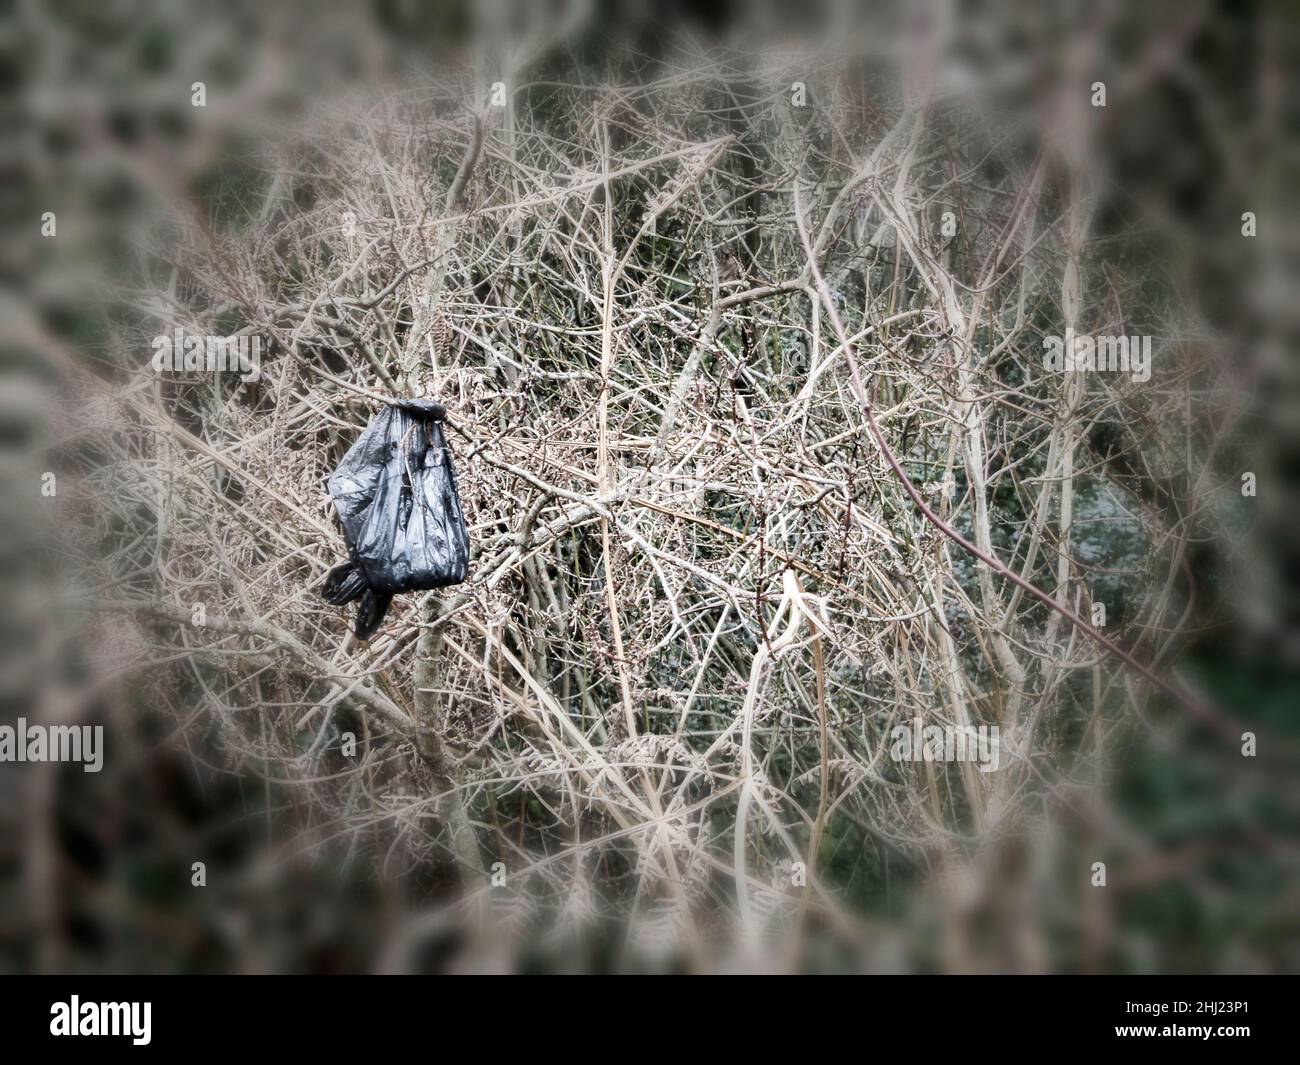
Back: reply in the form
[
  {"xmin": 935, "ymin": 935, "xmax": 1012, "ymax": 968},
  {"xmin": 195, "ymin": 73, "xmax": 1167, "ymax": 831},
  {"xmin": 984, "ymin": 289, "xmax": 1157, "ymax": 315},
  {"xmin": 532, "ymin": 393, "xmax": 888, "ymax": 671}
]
[{"xmin": 322, "ymin": 399, "xmax": 469, "ymax": 639}]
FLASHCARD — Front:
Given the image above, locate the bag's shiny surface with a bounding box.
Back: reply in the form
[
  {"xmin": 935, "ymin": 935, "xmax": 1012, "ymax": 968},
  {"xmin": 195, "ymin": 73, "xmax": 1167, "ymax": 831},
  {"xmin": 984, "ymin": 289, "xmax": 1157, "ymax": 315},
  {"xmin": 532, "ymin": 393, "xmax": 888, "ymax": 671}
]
[{"xmin": 323, "ymin": 400, "xmax": 469, "ymax": 638}]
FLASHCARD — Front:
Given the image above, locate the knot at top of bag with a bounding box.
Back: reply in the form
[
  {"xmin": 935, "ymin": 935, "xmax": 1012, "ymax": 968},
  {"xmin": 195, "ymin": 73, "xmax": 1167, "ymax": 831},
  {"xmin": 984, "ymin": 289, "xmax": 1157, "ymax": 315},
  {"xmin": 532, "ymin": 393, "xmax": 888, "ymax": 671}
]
[{"xmin": 392, "ymin": 398, "xmax": 447, "ymax": 420}]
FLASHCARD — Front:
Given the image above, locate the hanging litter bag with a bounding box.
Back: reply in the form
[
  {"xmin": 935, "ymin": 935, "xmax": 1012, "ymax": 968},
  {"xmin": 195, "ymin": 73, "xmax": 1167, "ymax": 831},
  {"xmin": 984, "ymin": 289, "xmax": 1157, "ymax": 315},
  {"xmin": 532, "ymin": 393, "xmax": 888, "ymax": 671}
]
[{"xmin": 321, "ymin": 399, "xmax": 470, "ymax": 639}]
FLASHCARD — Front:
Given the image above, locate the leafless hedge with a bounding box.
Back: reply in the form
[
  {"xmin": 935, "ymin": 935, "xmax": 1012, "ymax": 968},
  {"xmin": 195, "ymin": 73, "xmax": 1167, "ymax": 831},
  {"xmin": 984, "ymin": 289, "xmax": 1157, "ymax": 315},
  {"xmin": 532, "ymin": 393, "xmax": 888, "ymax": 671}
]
[{"xmin": 60, "ymin": 31, "xmax": 1263, "ymax": 969}]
